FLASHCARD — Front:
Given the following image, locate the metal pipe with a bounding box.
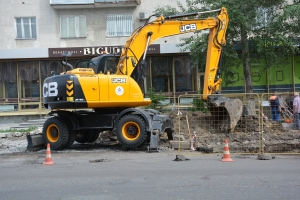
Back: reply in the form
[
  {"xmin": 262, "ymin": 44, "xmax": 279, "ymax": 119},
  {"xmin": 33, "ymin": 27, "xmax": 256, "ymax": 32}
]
[{"xmin": 165, "ymin": 8, "xmax": 221, "ymax": 19}]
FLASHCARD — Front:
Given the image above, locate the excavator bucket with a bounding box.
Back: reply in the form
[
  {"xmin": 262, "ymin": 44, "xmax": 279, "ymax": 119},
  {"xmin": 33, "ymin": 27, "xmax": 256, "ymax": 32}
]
[{"xmin": 207, "ymin": 95, "xmax": 243, "ymax": 133}]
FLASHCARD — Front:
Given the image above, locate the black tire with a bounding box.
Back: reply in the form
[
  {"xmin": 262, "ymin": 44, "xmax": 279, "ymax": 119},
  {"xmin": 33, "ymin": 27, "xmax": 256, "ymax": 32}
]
[
  {"xmin": 116, "ymin": 114, "xmax": 147, "ymax": 148},
  {"xmin": 88, "ymin": 131, "xmax": 100, "ymax": 143},
  {"xmin": 166, "ymin": 129, "xmax": 174, "ymax": 140},
  {"xmin": 42, "ymin": 117, "xmax": 70, "ymax": 150},
  {"xmin": 60, "ymin": 116, "xmax": 76, "ymax": 148},
  {"xmin": 75, "ymin": 130, "xmax": 93, "ymax": 143},
  {"xmin": 65, "ymin": 130, "xmax": 76, "ymax": 148}
]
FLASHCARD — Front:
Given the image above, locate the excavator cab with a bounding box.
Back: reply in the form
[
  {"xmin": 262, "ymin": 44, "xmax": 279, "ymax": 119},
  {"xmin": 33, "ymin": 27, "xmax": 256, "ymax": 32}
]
[{"xmin": 74, "ymin": 54, "xmax": 119, "ymax": 74}]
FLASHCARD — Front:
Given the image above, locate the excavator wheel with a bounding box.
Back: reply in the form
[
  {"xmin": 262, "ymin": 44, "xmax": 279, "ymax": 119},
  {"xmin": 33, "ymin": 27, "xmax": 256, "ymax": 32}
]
[
  {"xmin": 75, "ymin": 130, "xmax": 94, "ymax": 144},
  {"xmin": 87, "ymin": 131, "xmax": 100, "ymax": 143},
  {"xmin": 116, "ymin": 114, "xmax": 147, "ymax": 148},
  {"xmin": 65, "ymin": 129, "xmax": 76, "ymax": 148},
  {"xmin": 42, "ymin": 117, "xmax": 70, "ymax": 150},
  {"xmin": 60, "ymin": 116, "xmax": 76, "ymax": 148}
]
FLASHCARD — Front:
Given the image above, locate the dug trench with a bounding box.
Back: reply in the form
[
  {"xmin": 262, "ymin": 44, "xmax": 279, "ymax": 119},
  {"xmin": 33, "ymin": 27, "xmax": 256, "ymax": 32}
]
[{"xmin": 166, "ymin": 110, "xmax": 300, "ymax": 153}]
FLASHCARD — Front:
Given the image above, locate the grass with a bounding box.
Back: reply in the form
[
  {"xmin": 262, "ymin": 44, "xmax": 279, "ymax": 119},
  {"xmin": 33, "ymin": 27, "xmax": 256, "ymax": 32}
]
[{"xmin": 0, "ymin": 126, "xmax": 38, "ymax": 133}]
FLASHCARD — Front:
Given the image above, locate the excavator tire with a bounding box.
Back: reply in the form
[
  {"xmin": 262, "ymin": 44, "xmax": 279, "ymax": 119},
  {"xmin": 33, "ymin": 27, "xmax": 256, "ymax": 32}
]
[
  {"xmin": 65, "ymin": 130, "xmax": 76, "ymax": 147},
  {"xmin": 42, "ymin": 117, "xmax": 70, "ymax": 150},
  {"xmin": 116, "ymin": 114, "xmax": 147, "ymax": 148},
  {"xmin": 75, "ymin": 130, "xmax": 94, "ymax": 144},
  {"xmin": 87, "ymin": 131, "xmax": 100, "ymax": 143},
  {"xmin": 60, "ymin": 116, "xmax": 76, "ymax": 148}
]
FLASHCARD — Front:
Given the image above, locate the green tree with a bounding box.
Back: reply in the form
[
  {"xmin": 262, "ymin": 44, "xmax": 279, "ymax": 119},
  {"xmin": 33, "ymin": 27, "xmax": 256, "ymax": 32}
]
[
  {"xmin": 144, "ymin": 87, "xmax": 167, "ymax": 112},
  {"xmin": 155, "ymin": 0, "xmax": 300, "ymax": 93}
]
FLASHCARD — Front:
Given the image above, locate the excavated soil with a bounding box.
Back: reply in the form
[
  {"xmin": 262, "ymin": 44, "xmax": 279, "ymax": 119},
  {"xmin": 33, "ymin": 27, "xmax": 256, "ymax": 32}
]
[
  {"xmin": 165, "ymin": 110, "xmax": 300, "ymax": 153},
  {"xmin": 97, "ymin": 110, "xmax": 300, "ymax": 153},
  {"xmin": 1, "ymin": 110, "xmax": 299, "ymax": 154}
]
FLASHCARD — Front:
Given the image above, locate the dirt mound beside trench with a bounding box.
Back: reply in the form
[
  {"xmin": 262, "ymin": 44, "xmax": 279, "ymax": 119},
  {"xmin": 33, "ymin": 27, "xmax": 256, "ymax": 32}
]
[{"xmin": 166, "ymin": 110, "xmax": 300, "ymax": 153}]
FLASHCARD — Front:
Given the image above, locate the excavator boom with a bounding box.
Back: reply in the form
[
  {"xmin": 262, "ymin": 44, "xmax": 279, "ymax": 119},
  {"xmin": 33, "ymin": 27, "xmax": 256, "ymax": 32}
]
[
  {"xmin": 116, "ymin": 7, "xmax": 243, "ymax": 132},
  {"xmin": 116, "ymin": 7, "xmax": 228, "ymax": 96}
]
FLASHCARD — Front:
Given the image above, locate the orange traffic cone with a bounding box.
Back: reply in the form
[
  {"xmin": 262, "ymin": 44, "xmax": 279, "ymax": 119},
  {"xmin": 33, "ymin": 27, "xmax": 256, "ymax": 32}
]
[
  {"xmin": 221, "ymin": 139, "xmax": 233, "ymax": 162},
  {"xmin": 43, "ymin": 143, "xmax": 54, "ymax": 165}
]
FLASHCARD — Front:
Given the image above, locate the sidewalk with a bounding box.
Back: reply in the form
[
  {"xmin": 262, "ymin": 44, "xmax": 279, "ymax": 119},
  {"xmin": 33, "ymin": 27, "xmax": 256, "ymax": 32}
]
[
  {"xmin": 0, "ymin": 119, "xmax": 45, "ymax": 138},
  {"xmin": 0, "ymin": 123, "xmax": 21, "ymax": 131}
]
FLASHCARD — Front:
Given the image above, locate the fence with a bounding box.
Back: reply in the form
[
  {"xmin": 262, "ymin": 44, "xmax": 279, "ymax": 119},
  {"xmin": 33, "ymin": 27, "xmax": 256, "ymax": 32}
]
[{"xmin": 172, "ymin": 93, "xmax": 299, "ymax": 155}]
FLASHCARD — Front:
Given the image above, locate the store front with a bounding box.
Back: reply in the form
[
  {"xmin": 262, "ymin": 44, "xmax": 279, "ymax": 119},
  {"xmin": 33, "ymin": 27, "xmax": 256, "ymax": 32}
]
[{"xmin": 0, "ymin": 44, "xmax": 197, "ymax": 117}]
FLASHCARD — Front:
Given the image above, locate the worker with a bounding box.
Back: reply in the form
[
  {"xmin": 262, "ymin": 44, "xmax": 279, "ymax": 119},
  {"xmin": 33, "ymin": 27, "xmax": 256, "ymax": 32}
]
[
  {"xmin": 269, "ymin": 91, "xmax": 281, "ymax": 122},
  {"xmin": 286, "ymin": 92, "xmax": 294, "ymax": 111},
  {"xmin": 293, "ymin": 92, "xmax": 300, "ymax": 130}
]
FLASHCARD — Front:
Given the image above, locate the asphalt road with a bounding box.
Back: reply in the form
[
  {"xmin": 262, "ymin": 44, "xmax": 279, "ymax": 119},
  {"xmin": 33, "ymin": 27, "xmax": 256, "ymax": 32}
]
[{"xmin": 0, "ymin": 150, "xmax": 300, "ymax": 200}]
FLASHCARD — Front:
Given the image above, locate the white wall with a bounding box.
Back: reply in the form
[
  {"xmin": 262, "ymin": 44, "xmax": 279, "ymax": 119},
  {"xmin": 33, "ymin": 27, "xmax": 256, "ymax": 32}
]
[{"xmin": 0, "ymin": 0, "xmax": 187, "ymax": 50}]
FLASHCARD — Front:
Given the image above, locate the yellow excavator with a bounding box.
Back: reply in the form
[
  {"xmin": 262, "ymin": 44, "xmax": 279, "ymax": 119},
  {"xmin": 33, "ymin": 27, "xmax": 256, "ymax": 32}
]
[{"xmin": 27, "ymin": 7, "xmax": 244, "ymax": 151}]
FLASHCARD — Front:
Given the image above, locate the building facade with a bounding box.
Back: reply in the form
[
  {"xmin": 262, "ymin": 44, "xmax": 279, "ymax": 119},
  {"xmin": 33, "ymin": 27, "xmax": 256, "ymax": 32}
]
[
  {"xmin": 0, "ymin": 0, "xmax": 299, "ymax": 120},
  {"xmin": 0, "ymin": 0, "xmax": 198, "ymax": 118}
]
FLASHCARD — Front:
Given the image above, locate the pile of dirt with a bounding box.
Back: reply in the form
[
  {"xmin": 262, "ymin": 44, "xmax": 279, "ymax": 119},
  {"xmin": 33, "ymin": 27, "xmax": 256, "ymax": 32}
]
[
  {"xmin": 166, "ymin": 110, "xmax": 300, "ymax": 153},
  {"xmin": 95, "ymin": 110, "xmax": 299, "ymax": 153}
]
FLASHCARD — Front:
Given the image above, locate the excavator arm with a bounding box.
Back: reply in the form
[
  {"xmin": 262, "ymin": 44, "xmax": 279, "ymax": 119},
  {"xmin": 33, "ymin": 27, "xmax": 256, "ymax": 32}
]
[
  {"xmin": 116, "ymin": 7, "xmax": 244, "ymax": 133},
  {"xmin": 116, "ymin": 7, "xmax": 229, "ymax": 99}
]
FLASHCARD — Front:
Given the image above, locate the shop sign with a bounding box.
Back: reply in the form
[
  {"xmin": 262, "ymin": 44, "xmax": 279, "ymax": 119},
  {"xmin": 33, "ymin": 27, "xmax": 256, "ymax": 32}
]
[
  {"xmin": 48, "ymin": 46, "xmax": 122, "ymax": 58},
  {"xmin": 48, "ymin": 44, "xmax": 160, "ymax": 58}
]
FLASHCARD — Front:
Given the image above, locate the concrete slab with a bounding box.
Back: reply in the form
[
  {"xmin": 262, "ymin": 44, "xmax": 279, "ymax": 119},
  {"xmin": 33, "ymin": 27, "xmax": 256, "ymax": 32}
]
[
  {"xmin": 19, "ymin": 122, "xmax": 44, "ymax": 127},
  {"xmin": 282, "ymin": 123, "xmax": 297, "ymax": 130},
  {"xmin": 10, "ymin": 126, "xmax": 29, "ymax": 130},
  {"xmin": 0, "ymin": 132, "xmax": 8, "ymax": 138},
  {"xmin": 0, "ymin": 123, "xmax": 21, "ymax": 130},
  {"xmin": 170, "ymin": 140, "xmax": 190, "ymax": 150},
  {"xmin": 0, "ymin": 131, "xmax": 16, "ymax": 138}
]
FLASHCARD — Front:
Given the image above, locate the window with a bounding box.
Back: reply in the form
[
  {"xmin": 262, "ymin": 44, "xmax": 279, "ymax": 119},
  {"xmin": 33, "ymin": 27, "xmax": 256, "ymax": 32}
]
[
  {"xmin": 15, "ymin": 17, "xmax": 36, "ymax": 39},
  {"xmin": 106, "ymin": 14, "xmax": 133, "ymax": 37},
  {"xmin": 60, "ymin": 16, "xmax": 86, "ymax": 38},
  {"xmin": 255, "ymin": 6, "xmax": 276, "ymax": 29},
  {"xmin": 174, "ymin": 56, "xmax": 193, "ymax": 92},
  {"xmin": 151, "ymin": 56, "xmax": 173, "ymax": 93}
]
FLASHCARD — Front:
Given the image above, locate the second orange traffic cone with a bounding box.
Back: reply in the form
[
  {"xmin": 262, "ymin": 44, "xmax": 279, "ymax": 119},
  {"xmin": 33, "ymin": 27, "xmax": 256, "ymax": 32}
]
[
  {"xmin": 43, "ymin": 143, "xmax": 54, "ymax": 165},
  {"xmin": 221, "ymin": 139, "xmax": 233, "ymax": 162}
]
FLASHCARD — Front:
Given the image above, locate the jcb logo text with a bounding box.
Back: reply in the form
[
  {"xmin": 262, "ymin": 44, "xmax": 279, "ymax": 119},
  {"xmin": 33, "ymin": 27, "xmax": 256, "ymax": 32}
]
[
  {"xmin": 180, "ymin": 24, "xmax": 197, "ymax": 32},
  {"xmin": 43, "ymin": 82, "xmax": 58, "ymax": 97}
]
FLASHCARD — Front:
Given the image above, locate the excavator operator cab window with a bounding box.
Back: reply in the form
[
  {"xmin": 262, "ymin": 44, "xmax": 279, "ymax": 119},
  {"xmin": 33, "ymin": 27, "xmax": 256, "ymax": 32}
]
[
  {"xmin": 75, "ymin": 59, "xmax": 90, "ymax": 68},
  {"xmin": 88, "ymin": 59, "xmax": 97, "ymax": 73},
  {"xmin": 74, "ymin": 58, "xmax": 98, "ymax": 74},
  {"xmin": 104, "ymin": 57, "xmax": 117, "ymax": 75}
]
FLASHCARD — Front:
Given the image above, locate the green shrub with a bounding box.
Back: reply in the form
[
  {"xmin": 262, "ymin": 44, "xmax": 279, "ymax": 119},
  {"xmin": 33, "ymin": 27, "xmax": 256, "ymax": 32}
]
[
  {"xmin": 144, "ymin": 87, "xmax": 167, "ymax": 112},
  {"xmin": 189, "ymin": 97, "xmax": 209, "ymax": 112},
  {"xmin": 0, "ymin": 126, "xmax": 38, "ymax": 133}
]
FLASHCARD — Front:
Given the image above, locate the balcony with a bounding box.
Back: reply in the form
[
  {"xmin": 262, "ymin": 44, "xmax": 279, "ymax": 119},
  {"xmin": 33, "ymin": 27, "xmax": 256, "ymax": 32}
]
[
  {"xmin": 95, "ymin": 0, "xmax": 140, "ymax": 8},
  {"xmin": 50, "ymin": 0, "xmax": 141, "ymax": 9}
]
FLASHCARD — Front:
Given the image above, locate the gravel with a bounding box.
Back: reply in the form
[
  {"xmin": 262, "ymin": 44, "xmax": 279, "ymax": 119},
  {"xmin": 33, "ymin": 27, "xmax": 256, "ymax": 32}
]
[{"xmin": 0, "ymin": 136, "xmax": 28, "ymax": 154}]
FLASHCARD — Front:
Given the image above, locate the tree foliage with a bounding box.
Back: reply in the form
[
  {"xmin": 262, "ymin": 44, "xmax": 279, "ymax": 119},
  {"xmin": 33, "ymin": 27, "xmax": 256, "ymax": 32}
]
[
  {"xmin": 155, "ymin": 0, "xmax": 300, "ymax": 93},
  {"xmin": 144, "ymin": 87, "xmax": 166, "ymax": 112}
]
